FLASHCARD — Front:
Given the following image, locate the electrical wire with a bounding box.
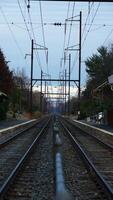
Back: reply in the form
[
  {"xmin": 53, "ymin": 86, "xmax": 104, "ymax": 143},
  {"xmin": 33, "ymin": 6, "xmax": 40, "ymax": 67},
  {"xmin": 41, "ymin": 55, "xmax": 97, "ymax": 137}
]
[
  {"xmin": 82, "ymin": 2, "xmax": 101, "ymax": 47},
  {"xmin": 60, "ymin": 1, "xmax": 76, "ymax": 81},
  {"xmin": 103, "ymin": 28, "xmax": 113, "ymax": 45},
  {"xmin": 60, "ymin": 1, "xmax": 70, "ymax": 69},
  {"xmin": 37, "ymin": 1, "xmax": 51, "ymax": 96},
  {"xmin": 24, "ymin": 0, "xmax": 43, "ymax": 71},
  {"xmin": 17, "ymin": 0, "xmax": 32, "ymax": 40},
  {"xmin": 0, "ymin": 6, "xmax": 27, "ymax": 64},
  {"xmin": 39, "ymin": 0, "xmax": 49, "ymax": 74},
  {"xmin": 81, "ymin": 2, "xmax": 94, "ymax": 39},
  {"xmin": 70, "ymin": 2, "xmax": 101, "ymax": 75},
  {"xmin": 66, "ymin": 2, "xmax": 76, "ymax": 49}
]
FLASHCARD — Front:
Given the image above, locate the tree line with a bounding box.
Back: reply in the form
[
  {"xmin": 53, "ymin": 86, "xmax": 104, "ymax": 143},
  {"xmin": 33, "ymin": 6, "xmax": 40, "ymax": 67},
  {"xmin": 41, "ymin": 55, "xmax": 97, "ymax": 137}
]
[
  {"xmin": 0, "ymin": 49, "xmax": 42, "ymax": 120},
  {"xmin": 1, "ymin": 43, "xmax": 113, "ymax": 120},
  {"xmin": 70, "ymin": 45, "xmax": 113, "ymax": 119}
]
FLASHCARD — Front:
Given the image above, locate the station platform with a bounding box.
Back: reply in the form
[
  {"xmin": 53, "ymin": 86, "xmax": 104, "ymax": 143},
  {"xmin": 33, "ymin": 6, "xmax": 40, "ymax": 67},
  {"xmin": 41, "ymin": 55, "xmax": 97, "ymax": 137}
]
[
  {"xmin": 68, "ymin": 117, "xmax": 113, "ymax": 137},
  {"xmin": 0, "ymin": 119, "xmax": 27, "ymax": 130},
  {"xmin": 79, "ymin": 121, "xmax": 113, "ymax": 135}
]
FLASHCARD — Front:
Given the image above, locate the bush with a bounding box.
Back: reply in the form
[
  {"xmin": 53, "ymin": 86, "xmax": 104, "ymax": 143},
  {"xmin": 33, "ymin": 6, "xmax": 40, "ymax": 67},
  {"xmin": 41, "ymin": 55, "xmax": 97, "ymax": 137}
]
[
  {"xmin": 0, "ymin": 101, "xmax": 9, "ymax": 120},
  {"xmin": 33, "ymin": 111, "xmax": 42, "ymax": 119}
]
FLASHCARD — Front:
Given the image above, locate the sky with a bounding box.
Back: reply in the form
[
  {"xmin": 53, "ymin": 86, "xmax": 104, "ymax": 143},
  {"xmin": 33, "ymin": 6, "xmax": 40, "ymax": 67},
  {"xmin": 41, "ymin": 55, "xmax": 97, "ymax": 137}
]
[{"xmin": 0, "ymin": 1, "xmax": 113, "ymax": 98}]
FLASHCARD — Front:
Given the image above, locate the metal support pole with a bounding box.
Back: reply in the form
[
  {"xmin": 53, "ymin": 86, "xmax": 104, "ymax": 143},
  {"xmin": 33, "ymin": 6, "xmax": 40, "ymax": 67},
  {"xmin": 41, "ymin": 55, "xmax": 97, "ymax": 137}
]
[
  {"xmin": 45, "ymin": 81, "xmax": 47, "ymax": 97},
  {"xmin": 44, "ymin": 81, "xmax": 47, "ymax": 113},
  {"xmin": 47, "ymin": 84, "xmax": 48, "ymax": 113},
  {"xmin": 78, "ymin": 11, "xmax": 82, "ymax": 104},
  {"xmin": 65, "ymin": 69, "xmax": 66, "ymax": 114},
  {"xmin": 62, "ymin": 74, "xmax": 65, "ymax": 113},
  {"xmin": 40, "ymin": 70, "xmax": 43, "ymax": 112},
  {"xmin": 30, "ymin": 39, "xmax": 34, "ymax": 116},
  {"xmin": 68, "ymin": 54, "xmax": 71, "ymax": 115}
]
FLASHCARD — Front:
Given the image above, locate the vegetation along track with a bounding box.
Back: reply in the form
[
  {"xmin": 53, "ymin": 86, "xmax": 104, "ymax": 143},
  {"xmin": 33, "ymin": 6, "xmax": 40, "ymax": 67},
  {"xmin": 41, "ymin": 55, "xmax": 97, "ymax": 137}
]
[
  {"xmin": 0, "ymin": 116, "xmax": 51, "ymax": 198},
  {"xmin": 0, "ymin": 116, "xmax": 54, "ymax": 200},
  {"xmin": 59, "ymin": 117, "xmax": 113, "ymax": 200}
]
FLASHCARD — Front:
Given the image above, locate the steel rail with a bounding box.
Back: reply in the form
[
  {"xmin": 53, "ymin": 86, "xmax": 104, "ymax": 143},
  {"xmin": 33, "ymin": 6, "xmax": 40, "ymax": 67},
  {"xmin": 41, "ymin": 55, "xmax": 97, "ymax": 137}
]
[
  {"xmin": 60, "ymin": 119, "xmax": 113, "ymax": 200},
  {"xmin": 30, "ymin": 0, "xmax": 113, "ymax": 2},
  {"xmin": 63, "ymin": 118, "xmax": 113, "ymax": 151},
  {"xmin": 0, "ymin": 117, "xmax": 47, "ymax": 149},
  {"xmin": 0, "ymin": 117, "xmax": 51, "ymax": 198}
]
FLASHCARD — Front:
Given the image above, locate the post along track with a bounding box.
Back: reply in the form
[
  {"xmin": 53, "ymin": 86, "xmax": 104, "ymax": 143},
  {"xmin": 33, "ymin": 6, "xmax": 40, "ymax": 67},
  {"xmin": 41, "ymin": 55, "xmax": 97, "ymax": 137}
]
[{"xmin": 59, "ymin": 116, "xmax": 113, "ymax": 200}]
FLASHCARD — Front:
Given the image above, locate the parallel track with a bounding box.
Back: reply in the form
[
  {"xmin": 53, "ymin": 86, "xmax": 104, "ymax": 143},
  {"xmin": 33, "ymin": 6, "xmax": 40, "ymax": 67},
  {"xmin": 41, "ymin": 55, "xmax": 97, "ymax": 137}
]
[
  {"xmin": 59, "ymin": 117, "xmax": 113, "ymax": 200},
  {"xmin": 0, "ymin": 117, "xmax": 46, "ymax": 147},
  {"xmin": 0, "ymin": 116, "xmax": 51, "ymax": 198}
]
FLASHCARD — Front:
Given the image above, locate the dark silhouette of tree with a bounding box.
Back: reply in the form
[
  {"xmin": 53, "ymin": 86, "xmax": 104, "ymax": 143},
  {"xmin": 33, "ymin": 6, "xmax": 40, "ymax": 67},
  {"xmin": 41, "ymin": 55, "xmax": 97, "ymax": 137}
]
[
  {"xmin": 79, "ymin": 45, "xmax": 113, "ymax": 118},
  {"xmin": 85, "ymin": 46, "xmax": 113, "ymax": 87},
  {"xmin": 0, "ymin": 49, "xmax": 14, "ymax": 94}
]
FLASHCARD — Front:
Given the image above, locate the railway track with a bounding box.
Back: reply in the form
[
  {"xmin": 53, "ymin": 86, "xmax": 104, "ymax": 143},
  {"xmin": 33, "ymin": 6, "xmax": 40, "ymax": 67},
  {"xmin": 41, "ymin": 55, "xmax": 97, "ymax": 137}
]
[
  {"xmin": 1, "ymin": 116, "xmax": 53, "ymax": 200},
  {"xmin": 0, "ymin": 116, "xmax": 51, "ymax": 199},
  {"xmin": 68, "ymin": 119, "xmax": 113, "ymax": 147},
  {"xmin": 59, "ymin": 116, "xmax": 113, "ymax": 200},
  {"xmin": 1, "ymin": 115, "xmax": 113, "ymax": 199},
  {"xmin": 0, "ymin": 118, "xmax": 45, "ymax": 145}
]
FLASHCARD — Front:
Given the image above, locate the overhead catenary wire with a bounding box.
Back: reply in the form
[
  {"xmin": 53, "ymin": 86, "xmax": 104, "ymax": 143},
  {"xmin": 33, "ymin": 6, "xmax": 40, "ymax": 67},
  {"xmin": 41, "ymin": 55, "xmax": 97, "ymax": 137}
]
[
  {"xmin": 39, "ymin": 0, "xmax": 49, "ymax": 74},
  {"xmin": 71, "ymin": 2, "xmax": 101, "ymax": 75},
  {"xmin": 17, "ymin": 0, "xmax": 32, "ymax": 40},
  {"xmin": 18, "ymin": 0, "xmax": 43, "ymax": 71},
  {"xmin": 61, "ymin": 2, "xmax": 93, "ymax": 74},
  {"xmin": 59, "ymin": 1, "xmax": 71, "ymax": 96},
  {"xmin": 66, "ymin": 2, "xmax": 76, "ymax": 49},
  {"xmin": 0, "ymin": 6, "xmax": 28, "ymax": 65},
  {"xmin": 59, "ymin": 2, "xmax": 76, "ymax": 104},
  {"xmin": 81, "ymin": 2, "xmax": 94, "ymax": 39},
  {"xmin": 103, "ymin": 28, "xmax": 113, "ymax": 45},
  {"xmin": 82, "ymin": 2, "xmax": 101, "ymax": 47},
  {"xmin": 60, "ymin": 1, "xmax": 70, "ymax": 69},
  {"xmin": 38, "ymin": 0, "xmax": 52, "ymax": 95},
  {"xmin": 60, "ymin": 2, "xmax": 76, "ymax": 76},
  {"xmin": 1, "ymin": 22, "xmax": 112, "ymax": 27},
  {"xmin": 24, "ymin": 0, "xmax": 43, "ymax": 71}
]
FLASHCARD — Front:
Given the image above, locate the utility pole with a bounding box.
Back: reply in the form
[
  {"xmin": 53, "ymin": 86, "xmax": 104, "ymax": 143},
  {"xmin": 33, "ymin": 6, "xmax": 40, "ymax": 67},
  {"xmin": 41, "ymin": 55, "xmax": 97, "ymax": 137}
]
[
  {"xmin": 78, "ymin": 11, "xmax": 82, "ymax": 103},
  {"xmin": 62, "ymin": 73, "xmax": 65, "ymax": 113},
  {"xmin": 44, "ymin": 81, "xmax": 47, "ymax": 113},
  {"xmin": 45, "ymin": 81, "xmax": 47, "ymax": 95},
  {"xmin": 30, "ymin": 39, "xmax": 34, "ymax": 116},
  {"xmin": 65, "ymin": 69, "xmax": 67, "ymax": 114},
  {"xmin": 68, "ymin": 54, "xmax": 71, "ymax": 115},
  {"xmin": 40, "ymin": 70, "xmax": 43, "ymax": 113},
  {"xmin": 64, "ymin": 11, "xmax": 82, "ymax": 115}
]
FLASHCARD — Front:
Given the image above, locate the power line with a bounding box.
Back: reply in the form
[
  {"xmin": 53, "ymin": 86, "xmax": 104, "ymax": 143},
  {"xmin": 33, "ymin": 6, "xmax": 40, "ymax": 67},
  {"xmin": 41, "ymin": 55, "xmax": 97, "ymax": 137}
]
[
  {"xmin": 60, "ymin": 1, "xmax": 70, "ymax": 70},
  {"xmin": 71, "ymin": 2, "xmax": 101, "ymax": 75},
  {"xmin": 1, "ymin": 22, "xmax": 113, "ymax": 27},
  {"xmin": 24, "ymin": 0, "xmax": 43, "ymax": 71},
  {"xmin": 66, "ymin": 2, "xmax": 76, "ymax": 49},
  {"xmin": 70, "ymin": 3, "xmax": 94, "ymax": 74},
  {"xmin": 17, "ymin": 0, "xmax": 32, "ymax": 40},
  {"xmin": 81, "ymin": 2, "xmax": 94, "ymax": 39},
  {"xmin": 82, "ymin": 2, "xmax": 101, "ymax": 47},
  {"xmin": 60, "ymin": 2, "xmax": 76, "ymax": 78},
  {"xmin": 103, "ymin": 28, "xmax": 113, "ymax": 45},
  {"xmin": 38, "ymin": 1, "xmax": 52, "ymax": 88},
  {"xmin": 39, "ymin": 0, "xmax": 49, "ymax": 74},
  {"xmin": 0, "ymin": 6, "xmax": 27, "ymax": 62}
]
